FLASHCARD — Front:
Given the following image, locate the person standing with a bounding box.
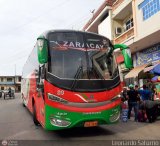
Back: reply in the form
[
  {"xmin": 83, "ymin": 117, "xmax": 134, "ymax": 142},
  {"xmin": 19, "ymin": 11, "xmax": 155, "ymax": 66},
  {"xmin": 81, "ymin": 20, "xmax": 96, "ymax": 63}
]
[
  {"xmin": 135, "ymin": 85, "xmax": 140, "ymax": 102},
  {"xmin": 151, "ymin": 85, "xmax": 158, "ymax": 100},
  {"xmin": 121, "ymin": 87, "xmax": 128, "ymax": 101},
  {"xmin": 144, "ymin": 100, "xmax": 160, "ymax": 123},
  {"xmin": 139, "ymin": 85, "xmax": 152, "ymax": 101},
  {"xmin": 127, "ymin": 84, "xmax": 139, "ymax": 121}
]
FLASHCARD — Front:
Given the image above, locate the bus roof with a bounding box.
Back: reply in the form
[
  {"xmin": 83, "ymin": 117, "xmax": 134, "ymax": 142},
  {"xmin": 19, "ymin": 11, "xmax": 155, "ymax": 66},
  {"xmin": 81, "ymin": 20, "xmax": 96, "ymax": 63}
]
[{"xmin": 39, "ymin": 29, "xmax": 110, "ymax": 41}]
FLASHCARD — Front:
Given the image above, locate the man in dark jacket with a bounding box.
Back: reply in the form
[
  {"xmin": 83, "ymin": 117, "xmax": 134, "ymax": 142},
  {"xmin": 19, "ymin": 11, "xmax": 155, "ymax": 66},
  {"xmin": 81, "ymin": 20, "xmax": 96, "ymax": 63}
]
[{"xmin": 127, "ymin": 84, "xmax": 139, "ymax": 121}]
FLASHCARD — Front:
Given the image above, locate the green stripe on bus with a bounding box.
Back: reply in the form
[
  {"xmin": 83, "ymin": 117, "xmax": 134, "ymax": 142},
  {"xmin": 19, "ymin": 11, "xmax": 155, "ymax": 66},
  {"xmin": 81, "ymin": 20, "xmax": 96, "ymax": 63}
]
[{"xmin": 45, "ymin": 104, "xmax": 120, "ymax": 130}]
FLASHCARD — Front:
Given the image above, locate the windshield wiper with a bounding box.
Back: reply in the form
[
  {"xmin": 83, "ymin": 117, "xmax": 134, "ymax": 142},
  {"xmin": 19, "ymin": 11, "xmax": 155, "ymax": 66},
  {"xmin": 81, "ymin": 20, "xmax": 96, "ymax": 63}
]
[{"xmin": 71, "ymin": 65, "xmax": 83, "ymax": 91}]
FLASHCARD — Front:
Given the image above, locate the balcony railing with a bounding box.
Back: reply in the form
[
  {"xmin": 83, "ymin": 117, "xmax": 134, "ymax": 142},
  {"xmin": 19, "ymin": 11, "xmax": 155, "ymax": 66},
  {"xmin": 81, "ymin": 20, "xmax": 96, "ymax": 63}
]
[
  {"xmin": 114, "ymin": 27, "xmax": 134, "ymax": 44},
  {"xmin": 112, "ymin": 0, "xmax": 125, "ymax": 11},
  {"xmin": 0, "ymin": 82, "xmax": 15, "ymax": 85}
]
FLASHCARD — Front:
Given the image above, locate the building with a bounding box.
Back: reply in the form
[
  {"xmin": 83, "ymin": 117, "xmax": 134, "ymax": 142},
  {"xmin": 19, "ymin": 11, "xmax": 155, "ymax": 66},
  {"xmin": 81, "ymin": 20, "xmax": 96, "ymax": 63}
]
[
  {"xmin": 83, "ymin": 0, "xmax": 160, "ymax": 86},
  {"xmin": 0, "ymin": 75, "xmax": 21, "ymax": 92}
]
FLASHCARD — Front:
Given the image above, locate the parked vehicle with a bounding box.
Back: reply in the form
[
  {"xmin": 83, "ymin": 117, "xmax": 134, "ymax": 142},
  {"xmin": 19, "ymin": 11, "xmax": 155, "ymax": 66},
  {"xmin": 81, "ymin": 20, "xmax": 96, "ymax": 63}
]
[{"xmin": 3, "ymin": 89, "xmax": 15, "ymax": 99}]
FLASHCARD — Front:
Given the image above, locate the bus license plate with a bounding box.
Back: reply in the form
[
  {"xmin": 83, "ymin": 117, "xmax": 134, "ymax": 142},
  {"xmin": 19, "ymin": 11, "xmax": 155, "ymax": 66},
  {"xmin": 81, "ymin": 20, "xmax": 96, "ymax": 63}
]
[{"xmin": 84, "ymin": 121, "xmax": 98, "ymax": 127}]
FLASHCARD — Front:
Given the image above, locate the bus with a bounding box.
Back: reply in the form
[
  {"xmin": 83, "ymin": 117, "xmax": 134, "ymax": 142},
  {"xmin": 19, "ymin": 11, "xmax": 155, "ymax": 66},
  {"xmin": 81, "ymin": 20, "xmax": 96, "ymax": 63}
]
[{"xmin": 21, "ymin": 30, "xmax": 132, "ymax": 130}]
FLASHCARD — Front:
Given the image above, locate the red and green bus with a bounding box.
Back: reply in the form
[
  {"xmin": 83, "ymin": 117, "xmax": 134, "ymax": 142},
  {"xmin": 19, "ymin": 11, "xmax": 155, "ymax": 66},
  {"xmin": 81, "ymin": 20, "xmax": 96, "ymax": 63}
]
[{"xmin": 21, "ymin": 30, "xmax": 132, "ymax": 130}]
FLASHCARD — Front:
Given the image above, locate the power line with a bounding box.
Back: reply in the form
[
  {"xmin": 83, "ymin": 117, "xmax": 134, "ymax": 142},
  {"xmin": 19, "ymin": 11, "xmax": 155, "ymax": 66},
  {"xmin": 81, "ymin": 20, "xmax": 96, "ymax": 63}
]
[
  {"xmin": 0, "ymin": 54, "xmax": 27, "ymax": 66},
  {"xmin": 3, "ymin": 0, "xmax": 72, "ymax": 35},
  {"xmin": 64, "ymin": 14, "xmax": 91, "ymax": 29},
  {"xmin": 0, "ymin": 0, "xmax": 73, "ymax": 64},
  {"xmin": 0, "ymin": 43, "xmax": 32, "ymax": 62}
]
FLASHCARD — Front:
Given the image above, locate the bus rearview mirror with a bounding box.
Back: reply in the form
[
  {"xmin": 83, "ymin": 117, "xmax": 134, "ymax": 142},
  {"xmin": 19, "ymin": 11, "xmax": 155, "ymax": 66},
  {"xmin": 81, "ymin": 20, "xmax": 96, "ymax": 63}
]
[
  {"xmin": 37, "ymin": 37, "xmax": 48, "ymax": 64},
  {"xmin": 114, "ymin": 44, "xmax": 133, "ymax": 69}
]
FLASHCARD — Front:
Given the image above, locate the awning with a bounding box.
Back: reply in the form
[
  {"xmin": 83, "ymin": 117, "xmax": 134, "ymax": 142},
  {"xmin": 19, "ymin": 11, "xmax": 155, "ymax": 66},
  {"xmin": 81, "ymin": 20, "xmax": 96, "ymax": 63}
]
[
  {"xmin": 144, "ymin": 61, "xmax": 160, "ymax": 73},
  {"xmin": 151, "ymin": 64, "xmax": 160, "ymax": 75},
  {"xmin": 125, "ymin": 64, "xmax": 149, "ymax": 79},
  {"xmin": 143, "ymin": 66, "xmax": 154, "ymax": 73}
]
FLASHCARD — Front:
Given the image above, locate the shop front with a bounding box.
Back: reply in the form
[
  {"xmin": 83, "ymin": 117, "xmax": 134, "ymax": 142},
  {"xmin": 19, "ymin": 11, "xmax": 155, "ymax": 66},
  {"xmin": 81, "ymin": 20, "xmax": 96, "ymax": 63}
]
[{"xmin": 124, "ymin": 43, "xmax": 160, "ymax": 99}]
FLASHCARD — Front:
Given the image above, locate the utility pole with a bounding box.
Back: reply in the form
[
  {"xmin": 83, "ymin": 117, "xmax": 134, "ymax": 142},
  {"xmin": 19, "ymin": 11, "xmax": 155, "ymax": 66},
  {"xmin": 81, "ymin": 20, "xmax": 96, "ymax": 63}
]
[
  {"xmin": 15, "ymin": 64, "xmax": 16, "ymax": 76},
  {"xmin": 14, "ymin": 64, "xmax": 16, "ymax": 92}
]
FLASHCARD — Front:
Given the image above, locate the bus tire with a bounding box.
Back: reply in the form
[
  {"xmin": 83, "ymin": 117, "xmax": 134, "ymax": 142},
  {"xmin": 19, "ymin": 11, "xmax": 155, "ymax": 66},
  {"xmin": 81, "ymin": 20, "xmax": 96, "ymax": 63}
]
[
  {"xmin": 33, "ymin": 104, "xmax": 40, "ymax": 126},
  {"xmin": 22, "ymin": 97, "xmax": 25, "ymax": 107},
  {"xmin": 22, "ymin": 102, "xmax": 26, "ymax": 107}
]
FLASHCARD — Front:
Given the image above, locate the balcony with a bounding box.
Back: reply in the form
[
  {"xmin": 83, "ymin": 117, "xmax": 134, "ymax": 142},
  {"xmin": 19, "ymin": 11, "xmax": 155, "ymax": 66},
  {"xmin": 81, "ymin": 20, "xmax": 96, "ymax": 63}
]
[
  {"xmin": 114, "ymin": 27, "xmax": 134, "ymax": 44},
  {"xmin": 112, "ymin": 0, "xmax": 125, "ymax": 11},
  {"xmin": 112, "ymin": 0, "xmax": 132, "ymax": 19}
]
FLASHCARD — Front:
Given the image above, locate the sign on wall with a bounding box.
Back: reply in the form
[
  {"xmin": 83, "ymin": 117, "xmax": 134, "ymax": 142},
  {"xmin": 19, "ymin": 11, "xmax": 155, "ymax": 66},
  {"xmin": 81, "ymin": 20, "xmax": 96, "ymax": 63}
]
[{"xmin": 134, "ymin": 44, "xmax": 160, "ymax": 66}]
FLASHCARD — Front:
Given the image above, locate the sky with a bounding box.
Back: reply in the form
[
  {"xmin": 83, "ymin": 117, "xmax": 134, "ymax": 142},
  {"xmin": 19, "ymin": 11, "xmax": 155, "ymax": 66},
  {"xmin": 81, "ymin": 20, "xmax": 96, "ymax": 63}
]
[{"xmin": 0, "ymin": 0, "xmax": 104, "ymax": 76}]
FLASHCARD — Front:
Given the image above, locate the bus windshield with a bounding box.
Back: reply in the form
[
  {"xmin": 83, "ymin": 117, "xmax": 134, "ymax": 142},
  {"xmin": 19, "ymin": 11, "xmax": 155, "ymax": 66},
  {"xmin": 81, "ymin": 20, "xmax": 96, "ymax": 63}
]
[{"xmin": 48, "ymin": 32, "xmax": 118, "ymax": 80}]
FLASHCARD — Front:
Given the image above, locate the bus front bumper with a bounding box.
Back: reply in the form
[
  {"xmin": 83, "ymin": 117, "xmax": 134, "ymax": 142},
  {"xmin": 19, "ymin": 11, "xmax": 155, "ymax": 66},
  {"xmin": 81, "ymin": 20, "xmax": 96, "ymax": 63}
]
[{"xmin": 44, "ymin": 104, "xmax": 120, "ymax": 130}]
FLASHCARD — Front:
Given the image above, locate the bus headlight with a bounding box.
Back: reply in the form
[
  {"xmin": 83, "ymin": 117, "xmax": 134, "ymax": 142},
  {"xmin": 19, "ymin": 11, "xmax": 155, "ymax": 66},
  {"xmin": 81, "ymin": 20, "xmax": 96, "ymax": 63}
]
[
  {"xmin": 109, "ymin": 111, "xmax": 120, "ymax": 123},
  {"xmin": 50, "ymin": 117, "xmax": 71, "ymax": 127},
  {"xmin": 48, "ymin": 93, "xmax": 68, "ymax": 104}
]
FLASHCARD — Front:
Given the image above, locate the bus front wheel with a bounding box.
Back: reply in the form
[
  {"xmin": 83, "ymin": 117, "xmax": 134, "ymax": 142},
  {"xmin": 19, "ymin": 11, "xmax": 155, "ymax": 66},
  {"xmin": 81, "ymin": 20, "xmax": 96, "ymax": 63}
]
[
  {"xmin": 22, "ymin": 102, "xmax": 26, "ymax": 107},
  {"xmin": 33, "ymin": 104, "xmax": 40, "ymax": 126}
]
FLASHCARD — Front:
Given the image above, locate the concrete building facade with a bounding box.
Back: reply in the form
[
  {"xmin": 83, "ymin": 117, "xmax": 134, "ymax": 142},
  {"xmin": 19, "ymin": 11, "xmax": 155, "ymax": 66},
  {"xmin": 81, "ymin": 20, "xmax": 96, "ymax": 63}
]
[
  {"xmin": 83, "ymin": 0, "xmax": 160, "ymax": 86},
  {"xmin": 0, "ymin": 76, "xmax": 21, "ymax": 92}
]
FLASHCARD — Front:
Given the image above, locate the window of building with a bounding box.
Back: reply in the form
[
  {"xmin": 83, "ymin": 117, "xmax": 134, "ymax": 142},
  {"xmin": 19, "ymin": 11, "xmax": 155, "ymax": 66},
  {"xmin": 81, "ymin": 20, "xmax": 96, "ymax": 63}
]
[
  {"xmin": 7, "ymin": 78, "xmax": 12, "ymax": 82},
  {"xmin": 100, "ymin": 12, "xmax": 109, "ymax": 22},
  {"xmin": 1, "ymin": 78, "xmax": 3, "ymax": 82},
  {"xmin": 139, "ymin": 0, "xmax": 160, "ymax": 21},
  {"xmin": 18, "ymin": 77, "xmax": 21, "ymax": 82},
  {"xmin": 18, "ymin": 86, "xmax": 21, "ymax": 91},
  {"xmin": 1, "ymin": 87, "xmax": 4, "ymax": 90},
  {"xmin": 125, "ymin": 18, "xmax": 133, "ymax": 31}
]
